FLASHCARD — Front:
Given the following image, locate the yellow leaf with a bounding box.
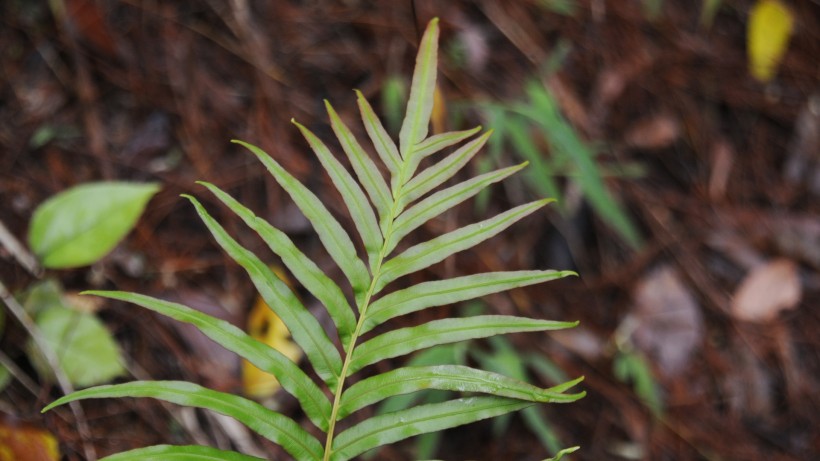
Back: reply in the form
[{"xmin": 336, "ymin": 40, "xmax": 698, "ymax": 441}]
[
  {"xmin": 747, "ymin": 0, "xmax": 794, "ymax": 82},
  {"xmin": 0, "ymin": 419, "xmax": 59, "ymax": 461},
  {"xmin": 241, "ymin": 266, "xmax": 303, "ymax": 399}
]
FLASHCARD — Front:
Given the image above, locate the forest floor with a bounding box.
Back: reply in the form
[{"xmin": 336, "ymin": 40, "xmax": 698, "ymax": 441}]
[{"xmin": 1, "ymin": 1, "xmax": 818, "ymax": 460}]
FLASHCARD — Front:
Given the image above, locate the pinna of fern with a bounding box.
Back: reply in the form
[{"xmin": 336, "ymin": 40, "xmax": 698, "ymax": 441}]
[{"xmin": 44, "ymin": 18, "xmax": 585, "ymax": 461}]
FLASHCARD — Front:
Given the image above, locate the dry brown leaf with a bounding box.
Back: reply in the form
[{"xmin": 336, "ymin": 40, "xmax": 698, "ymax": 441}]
[
  {"xmin": 631, "ymin": 265, "xmax": 703, "ymax": 377},
  {"xmin": 624, "ymin": 112, "xmax": 681, "ymax": 150},
  {"xmin": 731, "ymin": 258, "xmax": 801, "ymax": 322},
  {"xmin": 0, "ymin": 418, "xmax": 59, "ymax": 461}
]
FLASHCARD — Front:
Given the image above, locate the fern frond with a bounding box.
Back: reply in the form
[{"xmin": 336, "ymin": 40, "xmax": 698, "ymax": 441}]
[{"xmin": 44, "ymin": 17, "xmax": 584, "ymax": 461}]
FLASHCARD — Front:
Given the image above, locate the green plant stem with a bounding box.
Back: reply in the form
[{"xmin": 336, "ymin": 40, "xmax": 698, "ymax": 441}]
[{"xmin": 323, "ymin": 175, "xmax": 408, "ymax": 460}]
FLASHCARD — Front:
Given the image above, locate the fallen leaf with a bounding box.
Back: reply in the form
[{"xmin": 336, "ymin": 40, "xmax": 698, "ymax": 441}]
[
  {"xmin": 747, "ymin": 0, "xmax": 794, "ymax": 82},
  {"xmin": 623, "ymin": 112, "xmax": 681, "ymax": 150},
  {"xmin": 0, "ymin": 418, "xmax": 59, "ymax": 461},
  {"xmin": 731, "ymin": 258, "xmax": 801, "ymax": 322},
  {"xmin": 631, "ymin": 265, "xmax": 703, "ymax": 377},
  {"xmin": 242, "ymin": 266, "xmax": 303, "ymax": 399}
]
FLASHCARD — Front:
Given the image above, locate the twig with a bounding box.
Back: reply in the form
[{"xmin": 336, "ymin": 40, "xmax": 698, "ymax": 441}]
[
  {"xmin": 0, "ymin": 280, "xmax": 97, "ymax": 461},
  {"xmin": 0, "ymin": 220, "xmax": 42, "ymax": 277}
]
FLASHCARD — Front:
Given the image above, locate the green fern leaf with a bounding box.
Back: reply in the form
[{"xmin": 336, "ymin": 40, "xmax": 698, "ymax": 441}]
[{"xmin": 44, "ymin": 17, "xmax": 583, "ymax": 461}]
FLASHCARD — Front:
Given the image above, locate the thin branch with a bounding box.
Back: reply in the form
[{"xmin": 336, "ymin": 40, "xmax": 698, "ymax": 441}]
[{"xmin": 0, "ymin": 280, "xmax": 97, "ymax": 461}]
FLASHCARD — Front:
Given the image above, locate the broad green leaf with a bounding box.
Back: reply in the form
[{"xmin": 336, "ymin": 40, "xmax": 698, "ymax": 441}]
[
  {"xmin": 338, "ymin": 365, "xmax": 585, "ymax": 419},
  {"xmin": 349, "ymin": 316, "xmax": 578, "ymax": 375},
  {"xmin": 363, "ymin": 270, "xmax": 575, "ymax": 333},
  {"xmin": 27, "ymin": 304, "xmax": 124, "ymax": 388},
  {"xmin": 42, "ymin": 381, "xmax": 323, "ymax": 461},
  {"xmin": 399, "ymin": 18, "xmax": 439, "ymax": 158},
  {"xmin": 356, "ymin": 90, "xmax": 401, "ymax": 176},
  {"xmin": 397, "ymin": 131, "xmax": 492, "ymax": 210},
  {"xmin": 386, "ymin": 162, "xmax": 525, "ymax": 254},
  {"xmin": 292, "ymin": 120, "xmax": 384, "ymax": 271},
  {"xmin": 233, "ymin": 140, "xmax": 370, "ymax": 298},
  {"xmin": 28, "ymin": 182, "xmax": 159, "ymax": 268},
  {"xmin": 197, "ymin": 182, "xmax": 355, "ymax": 348},
  {"xmin": 185, "ymin": 195, "xmax": 342, "ymax": 389},
  {"xmin": 101, "ymin": 445, "xmax": 265, "ymax": 461},
  {"xmin": 401, "ymin": 126, "xmax": 483, "ymax": 183},
  {"xmin": 748, "ymin": 0, "xmax": 794, "ymax": 82},
  {"xmin": 330, "ymin": 396, "xmax": 530, "ymax": 461},
  {"xmin": 83, "ymin": 290, "xmax": 331, "ymax": 432},
  {"xmin": 377, "ymin": 199, "xmax": 553, "ymax": 291},
  {"xmin": 325, "ymin": 101, "xmax": 392, "ymax": 226}
]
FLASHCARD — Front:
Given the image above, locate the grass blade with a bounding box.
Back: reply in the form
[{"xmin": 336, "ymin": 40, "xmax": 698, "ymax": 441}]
[
  {"xmin": 197, "ymin": 181, "xmax": 356, "ymax": 348},
  {"xmin": 524, "ymin": 81, "xmax": 641, "ymax": 248},
  {"xmin": 506, "ymin": 117, "xmax": 563, "ymax": 203},
  {"xmin": 101, "ymin": 445, "xmax": 265, "ymax": 461},
  {"xmin": 349, "ymin": 316, "xmax": 578, "ymax": 375},
  {"xmin": 185, "ymin": 195, "xmax": 342, "ymax": 389},
  {"xmin": 330, "ymin": 396, "xmax": 530, "ymax": 461},
  {"xmin": 292, "ymin": 120, "xmax": 384, "ymax": 271},
  {"xmin": 83, "ymin": 290, "xmax": 331, "ymax": 432},
  {"xmin": 362, "ymin": 270, "xmax": 576, "ymax": 334},
  {"xmin": 397, "ymin": 131, "xmax": 492, "ymax": 210},
  {"xmin": 43, "ymin": 381, "xmax": 324, "ymax": 461},
  {"xmin": 377, "ymin": 199, "xmax": 553, "ymax": 291},
  {"xmin": 233, "ymin": 140, "xmax": 371, "ymax": 298},
  {"xmin": 399, "ymin": 18, "xmax": 439, "ymax": 158},
  {"xmin": 386, "ymin": 163, "xmax": 527, "ymax": 255},
  {"xmin": 355, "ymin": 90, "xmax": 401, "ymax": 176},
  {"xmin": 325, "ymin": 101, "xmax": 392, "ymax": 227},
  {"xmin": 338, "ymin": 365, "xmax": 585, "ymax": 419}
]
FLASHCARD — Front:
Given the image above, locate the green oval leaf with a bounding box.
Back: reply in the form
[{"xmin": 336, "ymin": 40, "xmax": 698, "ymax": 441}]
[
  {"xmin": 28, "ymin": 182, "xmax": 160, "ymax": 268},
  {"xmin": 27, "ymin": 305, "xmax": 125, "ymax": 388},
  {"xmin": 101, "ymin": 445, "xmax": 265, "ymax": 461},
  {"xmin": 43, "ymin": 381, "xmax": 324, "ymax": 461}
]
